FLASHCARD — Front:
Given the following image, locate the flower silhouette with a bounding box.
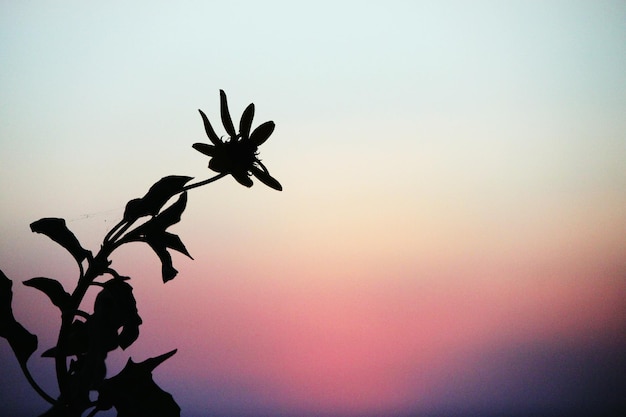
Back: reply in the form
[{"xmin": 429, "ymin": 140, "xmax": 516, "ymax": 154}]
[{"xmin": 193, "ymin": 90, "xmax": 282, "ymax": 191}]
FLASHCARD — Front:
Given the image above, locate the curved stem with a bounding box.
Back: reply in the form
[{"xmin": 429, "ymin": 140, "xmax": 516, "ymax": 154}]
[
  {"xmin": 85, "ymin": 406, "xmax": 100, "ymax": 417},
  {"xmin": 54, "ymin": 249, "xmax": 112, "ymax": 409},
  {"xmin": 77, "ymin": 259, "xmax": 85, "ymax": 282},
  {"xmin": 74, "ymin": 310, "xmax": 91, "ymax": 320},
  {"xmin": 20, "ymin": 362, "xmax": 56, "ymax": 404},
  {"xmin": 104, "ymin": 219, "xmax": 126, "ymax": 244},
  {"xmin": 52, "ymin": 172, "xmax": 225, "ymax": 412},
  {"xmin": 182, "ymin": 173, "xmax": 227, "ymax": 191},
  {"xmin": 104, "ymin": 173, "xmax": 225, "ymax": 244},
  {"xmin": 108, "ymin": 219, "xmax": 136, "ymax": 244}
]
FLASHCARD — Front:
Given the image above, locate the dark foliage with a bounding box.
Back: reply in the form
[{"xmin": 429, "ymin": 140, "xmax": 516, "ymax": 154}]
[{"xmin": 0, "ymin": 91, "xmax": 281, "ymax": 416}]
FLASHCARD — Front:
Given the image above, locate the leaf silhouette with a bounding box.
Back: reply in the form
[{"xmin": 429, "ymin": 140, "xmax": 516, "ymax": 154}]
[
  {"xmin": 125, "ymin": 193, "xmax": 191, "ymax": 282},
  {"xmin": 147, "ymin": 231, "xmax": 193, "ymax": 282},
  {"xmin": 0, "ymin": 269, "xmax": 38, "ymax": 366},
  {"xmin": 159, "ymin": 232, "xmax": 193, "ymax": 258},
  {"xmin": 30, "ymin": 218, "xmax": 90, "ymax": 264},
  {"xmin": 23, "ymin": 277, "xmax": 71, "ymax": 311},
  {"xmin": 144, "ymin": 233, "xmax": 186, "ymax": 283},
  {"xmin": 129, "ymin": 192, "xmax": 188, "ymax": 237},
  {"xmin": 123, "ymin": 176, "xmax": 193, "ymax": 222},
  {"xmin": 97, "ymin": 349, "xmax": 180, "ymax": 417},
  {"xmin": 41, "ymin": 319, "xmax": 89, "ymax": 357},
  {"xmin": 91, "ymin": 279, "xmax": 142, "ymax": 350}
]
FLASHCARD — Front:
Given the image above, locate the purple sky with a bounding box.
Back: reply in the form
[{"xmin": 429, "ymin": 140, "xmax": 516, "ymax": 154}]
[{"xmin": 1, "ymin": 1, "xmax": 625, "ymax": 416}]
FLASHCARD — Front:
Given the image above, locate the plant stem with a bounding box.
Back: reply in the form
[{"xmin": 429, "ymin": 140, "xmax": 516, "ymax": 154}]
[
  {"xmin": 20, "ymin": 362, "xmax": 56, "ymax": 404},
  {"xmin": 54, "ymin": 249, "xmax": 112, "ymax": 411},
  {"xmin": 182, "ymin": 173, "xmax": 227, "ymax": 191},
  {"xmin": 103, "ymin": 219, "xmax": 126, "ymax": 244},
  {"xmin": 53, "ymin": 172, "xmax": 225, "ymax": 412},
  {"xmin": 104, "ymin": 173, "xmax": 224, "ymax": 244},
  {"xmin": 85, "ymin": 406, "xmax": 100, "ymax": 417},
  {"xmin": 108, "ymin": 219, "xmax": 136, "ymax": 245}
]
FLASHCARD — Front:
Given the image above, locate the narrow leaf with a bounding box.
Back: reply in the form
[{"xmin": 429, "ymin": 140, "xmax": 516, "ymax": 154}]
[
  {"xmin": 239, "ymin": 103, "xmax": 255, "ymax": 140},
  {"xmin": 23, "ymin": 277, "xmax": 71, "ymax": 311},
  {"xmin": 249, "ymin": 121, "xmax": 275, "ymax": 146},
  {"xmin": 0, "ymin": 269, "xmax": 38, "ymax": 366},
  {"xmin": 160, "ymin": 232, "xmax": 193, "ymax": 259},
  {"xmin": 143, "ymin": 232, "xmax": 192, "ymax": 283},
  {"xmin": 220, "ymin": 89, "xmax": 237, "ymax": 137},
  {"xmin": 142, "ymin": 349, "xmax": 177, "ymax": 371},
  {"xmin": 198, "ymin": 109, "xmax": 220, "ymax": 145},
  {"xmin": 30, "ymin": 218, "xmax": 90, "ymax": 264},
  {"xmin": 145, "ymin": 238, "xmax": 178, "ymax": 283}
]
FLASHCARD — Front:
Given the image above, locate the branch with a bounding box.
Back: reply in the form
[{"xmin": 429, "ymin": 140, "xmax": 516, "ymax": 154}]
[
  {"xmin": 182, "ymin": 173, "xmax": 227, "ymax": 191},
  {"xmin": 20, "ymin": 362, "xmax": 56, "ymax": 405}
]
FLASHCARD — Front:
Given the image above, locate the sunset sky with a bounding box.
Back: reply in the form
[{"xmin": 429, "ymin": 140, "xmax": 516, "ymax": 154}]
[{"xmin": 1, "ymin": 1, "xmax": 625, "ymax": 416}]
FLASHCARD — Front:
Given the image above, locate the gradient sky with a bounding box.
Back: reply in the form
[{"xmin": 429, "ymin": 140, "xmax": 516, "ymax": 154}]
[{"xmin": 1, "ymin": 1, "xmax": 625, "ymax": 416}]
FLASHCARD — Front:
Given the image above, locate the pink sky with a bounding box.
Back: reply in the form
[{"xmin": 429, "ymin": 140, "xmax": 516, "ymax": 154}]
[{"xmin": 1, "ymin": 2, "xmax": 625, "ymax": 416}]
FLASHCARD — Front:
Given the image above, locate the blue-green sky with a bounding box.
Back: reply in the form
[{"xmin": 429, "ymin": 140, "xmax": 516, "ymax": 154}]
[{"xmin": 1, "ymin": 1, "xmax": 625, "ymax": 416}]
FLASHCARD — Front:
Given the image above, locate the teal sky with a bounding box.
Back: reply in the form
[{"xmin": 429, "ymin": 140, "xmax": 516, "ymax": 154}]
[{"xmin": 1, "ymin": 2, "xmax": 625, "ymax": 416}]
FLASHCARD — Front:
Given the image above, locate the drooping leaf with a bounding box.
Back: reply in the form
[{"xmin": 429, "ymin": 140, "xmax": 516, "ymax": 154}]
[
  {"xmin": 97, "ymin": 350, "xmax": 180, "ymax": 417},
  {"xmin": 198, "ymin": 109, "xmax": 220, "ymax": 145},
  {"xmin": 145, "ymin": 235, "xmax": 178, "ymax": 283},
  {"xmin": 23, "ymin": 277, "xmax": 71, "ymax": 311},
  {"xmin": 249, "ymin": 120, "xmax": 275, "ymax": 146},
  {"xmin": 144, "ymin": 232, "xmax": 193, "ymax": 281},
  {"xmin": 250, "ymin": 165, "xmax": 283, "ymax": 191},
  {"xmin": 159, "ymin": 232, "xmax": 193, "ymax": 258},
  {"xmin": 239, "ymin": 103, "xmax": 255, "ymax": 140},
  {"xmin": 30, "ymin": 218, "xmax": 90, "ymax": 264},
  {"xmin": 0, "ymin": 269, "xmax": 38, "ymax": 366},
  {"xmin": 123, "ymin": 176, "xmax": 193, "ymax": 222},
  {"xmin": 91, "ymin": 279, "xmax": 142, "ymax": 351},
  {"xmin": 220, "ymin": 89, "xmax": 237, "ymax": 137},
  {"xmin": 124, "ymin": 193, "xmax": 191, "ymax": 283}
]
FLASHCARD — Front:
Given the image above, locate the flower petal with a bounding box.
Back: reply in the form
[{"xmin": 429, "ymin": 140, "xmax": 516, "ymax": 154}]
[
  {"xmin": 192, "ymin": 143, "xmax": 216, "ymax": 157},
  {"xmin": 231, "ymin": 170, "xmax": 254, "ymax": 187},
  {"xmin": 250, "ymin": 165, "xmax": 282, "ymax": 191},
  {"xmin": 249, "ymin": 121, "xmax": 275, "ymax": 146},
  {"xmin": 239, "ymin": 103, "xmax": 255, "ymax": 140},
  {"xmin": 208, "ymin": 156, "xmax": 228, "ymax": 173},
  {"xmin": 198, "ymin": 110, "xmax": 220, "ymax": 145},
  {"xmin": 220, "ymin": 90, "xmax": 237, "ymax": 138}
]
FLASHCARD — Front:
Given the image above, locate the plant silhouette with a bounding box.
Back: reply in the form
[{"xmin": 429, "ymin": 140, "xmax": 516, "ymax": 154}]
[{"xmin": 0, "ymin": 90, "xmax": 282, "ymax": 417}]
